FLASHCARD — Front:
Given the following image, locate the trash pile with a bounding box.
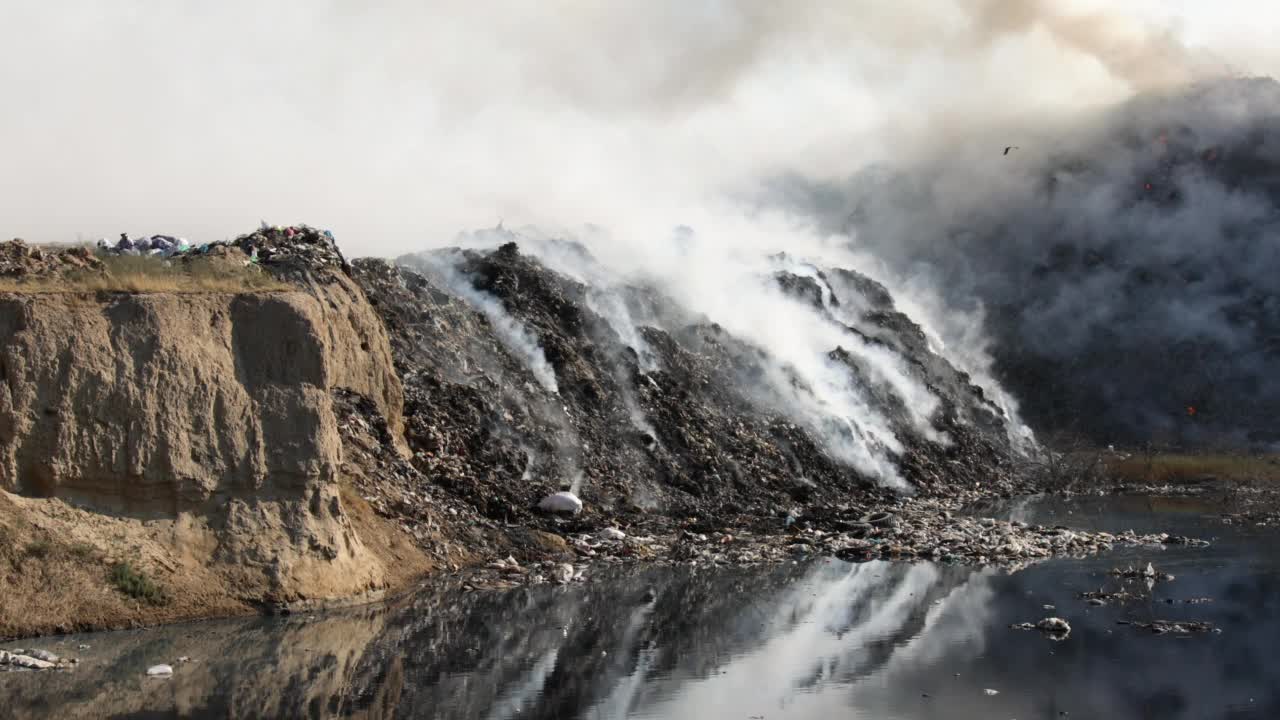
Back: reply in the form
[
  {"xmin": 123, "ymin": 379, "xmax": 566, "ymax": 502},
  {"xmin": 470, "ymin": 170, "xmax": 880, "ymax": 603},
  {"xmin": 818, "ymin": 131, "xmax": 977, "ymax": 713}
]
[
  {"xmin": 0, "ymin": 238, "xmax": 102, "ymax": 279},
  {"xmin": 445, "ymin": 493, "xmax": 1213, "ymax": 592},
  {"xmin": 95, "ymin": 224, "xmax": 348, "ymax": 275},
  {"xmin": 1078, "ymin": 588, "xmax": 1137, "ymax": 606},
  {"xmin": 330, "ymin": 388, "xmax": 506, "ymax": 568},
  {"xmin": 335, "ymin": 241, "xmax": 1224, "ymax": 584},
  {"xmin": 352, "ymin": 240, "xmax": 1033, "ymax": 548},
  {"xmin": 1117, "ymin": 619, "xmax": 1218, "ymax": 635},
  {"xmin": 96, "ymin": 233, "xmax": 193, "ymax": 258},
  {"xmin": 230, "ymin": 224, "xmax": 349, "ymax": 274}
]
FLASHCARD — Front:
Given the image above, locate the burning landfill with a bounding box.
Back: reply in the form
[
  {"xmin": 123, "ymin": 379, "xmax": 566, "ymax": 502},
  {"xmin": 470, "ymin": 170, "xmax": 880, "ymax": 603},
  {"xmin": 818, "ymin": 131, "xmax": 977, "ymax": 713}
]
[
  {"xmin": 0, "ymin": 208, "xmax": 1222, "ymax": 597},
  {"xmin": 15, "ymin": 79, "xmax": 1280, "ymax": 638},
  {"xmin": 309, "ymin": 222, "xmax": 1222, "ymax": 594}
]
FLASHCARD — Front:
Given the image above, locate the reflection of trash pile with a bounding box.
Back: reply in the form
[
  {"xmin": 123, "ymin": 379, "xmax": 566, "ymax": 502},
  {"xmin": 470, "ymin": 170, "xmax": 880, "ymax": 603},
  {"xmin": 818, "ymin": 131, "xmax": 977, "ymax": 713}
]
[{"xmin": 0, "ymin": 238, "xmax": 103, "ymax": 279}]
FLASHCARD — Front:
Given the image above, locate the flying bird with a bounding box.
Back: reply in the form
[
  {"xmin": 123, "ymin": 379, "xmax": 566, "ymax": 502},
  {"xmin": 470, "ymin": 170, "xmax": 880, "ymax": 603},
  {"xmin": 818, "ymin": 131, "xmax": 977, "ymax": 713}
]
[{"xmin": 1003, "ymin": 146, "xmax": 1019, "ymax": 156}]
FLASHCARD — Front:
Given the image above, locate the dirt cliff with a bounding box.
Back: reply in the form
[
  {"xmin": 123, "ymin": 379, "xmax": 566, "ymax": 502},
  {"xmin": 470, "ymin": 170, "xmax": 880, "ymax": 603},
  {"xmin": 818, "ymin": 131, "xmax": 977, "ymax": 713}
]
[{"xmin": 0, "ymin": 238, "xmax": 431, "ymax": 638}]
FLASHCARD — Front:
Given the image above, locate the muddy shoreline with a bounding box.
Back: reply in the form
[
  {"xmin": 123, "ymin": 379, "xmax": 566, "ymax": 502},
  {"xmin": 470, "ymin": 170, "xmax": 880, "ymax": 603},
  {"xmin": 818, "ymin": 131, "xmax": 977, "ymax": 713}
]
[
  {"xmin": 5, "ymin": 492, "xmax": 1274, "ymax": 720},
  {"xmin": 5, "ymin": 478, "xmax": 1243, "ymax": 645}
]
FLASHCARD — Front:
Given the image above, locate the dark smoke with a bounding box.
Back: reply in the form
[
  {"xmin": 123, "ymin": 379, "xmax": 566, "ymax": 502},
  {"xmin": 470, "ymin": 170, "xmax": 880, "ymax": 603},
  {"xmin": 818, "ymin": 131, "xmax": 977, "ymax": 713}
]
[{"xmin": 773, "ymin": 77, "xmax": 1280, "ymax": 449}]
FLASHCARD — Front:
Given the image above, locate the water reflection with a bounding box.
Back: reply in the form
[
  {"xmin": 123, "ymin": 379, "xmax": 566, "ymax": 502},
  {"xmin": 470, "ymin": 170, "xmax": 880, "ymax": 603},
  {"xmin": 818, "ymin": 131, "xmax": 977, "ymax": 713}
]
[{"xmin": 5, "ymin": 498, "xmax": 1280, "ymax": 720}]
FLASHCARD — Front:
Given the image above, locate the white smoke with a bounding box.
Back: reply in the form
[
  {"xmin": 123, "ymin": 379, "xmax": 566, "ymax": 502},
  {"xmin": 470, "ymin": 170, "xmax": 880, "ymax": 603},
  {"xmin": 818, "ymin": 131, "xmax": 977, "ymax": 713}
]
[
  {"xmin": 3, "ymin": 2, "xmax": 1273, "ymax": 470},
  {"xmin": 456, "ymin": 226, "xmax": 661, "ymax": 373},
  {"xmin": 766, "ymin": 251, "xmax": 948, "ymax": 445},
  {"xmin": 456, "ymin": 219, "xmax": 920, "ymax": 488},
  {"xmin": 5, "ymin": 1, "xmax": 1269, "ymax": 252},
  {"xmin": 418, "ymin": 253, "xmax": 560, "ymax": 395},
  {"xmin": 834, "ymin": 250, "xmax": 1038, "ymax": 452},
  {"xmin": 775, "ymin": 78, "xmax": 1280, "ymax": 446}
]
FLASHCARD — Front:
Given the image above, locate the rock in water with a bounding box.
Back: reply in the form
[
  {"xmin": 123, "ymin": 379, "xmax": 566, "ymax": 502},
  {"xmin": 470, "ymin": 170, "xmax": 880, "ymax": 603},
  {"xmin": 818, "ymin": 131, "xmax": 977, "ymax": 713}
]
[
  {"xmin": 147, "ymin": 664, "xmax": 174, "ymax": 677},
  {"xmin": 539, "ymin": 491, "xmax": 583, "ymax": 515}
]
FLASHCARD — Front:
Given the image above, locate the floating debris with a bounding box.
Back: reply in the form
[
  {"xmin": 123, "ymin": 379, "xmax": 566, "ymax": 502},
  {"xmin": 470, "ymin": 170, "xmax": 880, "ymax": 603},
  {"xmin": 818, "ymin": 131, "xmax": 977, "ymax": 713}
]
[
  {"xmin": 1110, "ymin": 563, "xmax": 1174, "ymax": 582},
  {"xmin": 1011, "ymin": 617, "xmax": 1071, "ymax": 639},
  {"xmin": 0, "ymin": 648, "xmax": 79, "ymax": 671},
  {"xmin": 1117, "ymin": 620, "xmax": 1216, "ymax": 635},
  {"xmin": 1078, "ymin": 589, "xmax": 1136, "ymax": 605},
  {"xmin": 1, "ymin": 650, "xmax": 56, "ymax": 670}
]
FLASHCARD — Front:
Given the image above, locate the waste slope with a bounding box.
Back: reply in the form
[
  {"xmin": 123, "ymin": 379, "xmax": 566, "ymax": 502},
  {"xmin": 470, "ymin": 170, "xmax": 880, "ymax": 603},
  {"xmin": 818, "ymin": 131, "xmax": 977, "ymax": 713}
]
[{"xmin": 354, "ymin": 237, "xmax": 1025, "ymax": 530}]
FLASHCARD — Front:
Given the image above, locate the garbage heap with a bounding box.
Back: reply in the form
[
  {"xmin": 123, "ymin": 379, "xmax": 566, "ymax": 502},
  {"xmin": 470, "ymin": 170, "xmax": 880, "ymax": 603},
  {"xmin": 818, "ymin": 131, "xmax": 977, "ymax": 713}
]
[
  {"xmin": 93, "ymin": 224, "xmax": 351, "ymax": 284},
  {"xmin": 0, "ymin": 239, "xmax": 103, "ymax": 280},
  {"xmin": 96, "ymin": 233, "xmax": 192, "ymax": 257},
  {"xmin": 230, "ymin": 224, "xmax": 350, "ymax": 279}
]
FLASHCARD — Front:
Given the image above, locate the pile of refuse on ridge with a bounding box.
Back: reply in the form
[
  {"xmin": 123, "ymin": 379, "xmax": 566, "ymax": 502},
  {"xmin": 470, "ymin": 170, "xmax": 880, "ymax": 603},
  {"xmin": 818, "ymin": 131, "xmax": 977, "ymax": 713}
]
[
  {"xmin": 0, "ymin": 238, "xmax": 103, "ymax": 279},
  {"xmin": 96, "ymin": 233, "xmax": 195, "ymax": 258},
  {"xmin": 94, "ymin": 224, "xmax": 348, "ymax": 272}
]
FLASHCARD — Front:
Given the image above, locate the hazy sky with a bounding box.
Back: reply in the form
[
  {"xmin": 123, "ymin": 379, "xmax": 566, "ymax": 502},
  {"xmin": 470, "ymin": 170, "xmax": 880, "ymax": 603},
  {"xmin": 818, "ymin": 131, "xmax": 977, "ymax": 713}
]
[{"xmin": 0, "ymin": 1, "xmax": 1272, "ymax": 255}]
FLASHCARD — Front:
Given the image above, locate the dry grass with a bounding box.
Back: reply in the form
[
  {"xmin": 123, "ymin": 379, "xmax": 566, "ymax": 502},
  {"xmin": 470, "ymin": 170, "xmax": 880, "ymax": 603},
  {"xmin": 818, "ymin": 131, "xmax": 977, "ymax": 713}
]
[
  {"xmin": 0, "ymin": 494, "xmax": 248, "ymax": 641},
  {"xmin": 0, "ymin": 510, "xmax": 118, "ymax": 639},
  {"xmin": 1106, "ymin": 452, "xmax": 1280, "ymax": 485},
  {"xmin": 0, "ymin": 254, "xmax": 289, "ymax": 294}
]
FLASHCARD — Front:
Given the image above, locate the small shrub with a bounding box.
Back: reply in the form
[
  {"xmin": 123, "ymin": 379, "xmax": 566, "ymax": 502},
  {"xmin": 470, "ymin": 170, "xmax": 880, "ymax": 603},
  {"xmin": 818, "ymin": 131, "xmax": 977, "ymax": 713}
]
[
  {"xmin": 24, "ymin": 540, "xmax": 52, "ymax": 559},
  {"xmin": 68, "ymin": 543, "xmax": 97, "ymax": 561},
  {"xmin": 109, "ymin": 561, "xmax": 168, "ymax": 605}
]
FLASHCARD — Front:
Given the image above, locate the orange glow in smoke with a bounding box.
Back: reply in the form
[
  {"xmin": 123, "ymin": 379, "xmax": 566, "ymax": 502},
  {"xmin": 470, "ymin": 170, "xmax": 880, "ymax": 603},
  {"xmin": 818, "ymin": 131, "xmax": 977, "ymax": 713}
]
[{"xmin": 1187, "ymin": 405, "xmax": 1197, "ymax": 416}]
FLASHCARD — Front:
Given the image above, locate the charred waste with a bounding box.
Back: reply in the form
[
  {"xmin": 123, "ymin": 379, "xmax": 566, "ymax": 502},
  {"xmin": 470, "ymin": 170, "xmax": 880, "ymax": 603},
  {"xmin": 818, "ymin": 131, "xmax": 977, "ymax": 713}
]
[{"xmin": 357, "ymin": 233, "xmax": 1028, "ymax": 529}]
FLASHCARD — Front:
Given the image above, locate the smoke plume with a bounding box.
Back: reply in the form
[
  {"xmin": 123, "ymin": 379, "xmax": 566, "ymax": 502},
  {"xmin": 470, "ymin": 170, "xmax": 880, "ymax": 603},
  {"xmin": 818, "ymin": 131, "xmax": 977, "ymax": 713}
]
[
  {"xmin": 3, "ymin": 2, "xmax": 1276, "ymax": 458},
  {"xmin": 775, "ymin": 78, "xmax": 1280, "ymax": 447},
  {"xmin": 418, "ymin": 252, "xmax": 561, "ymax": 395}
]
